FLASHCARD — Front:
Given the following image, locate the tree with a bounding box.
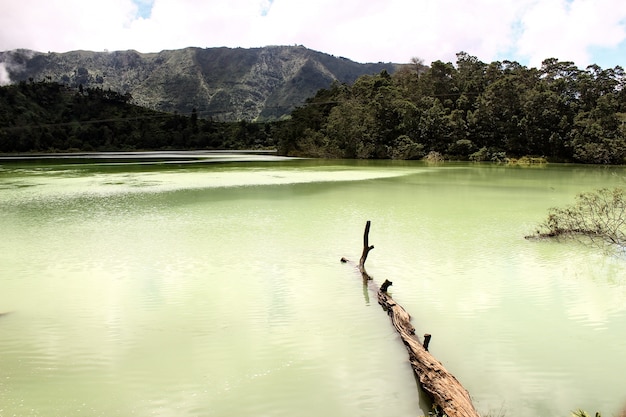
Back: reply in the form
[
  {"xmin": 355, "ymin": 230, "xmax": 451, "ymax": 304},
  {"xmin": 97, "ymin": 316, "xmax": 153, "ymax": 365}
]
[
  {"xmin": 276, "ymin": 84, "xmax": 342, "ymax": 156},
  {"xmin": 191, "ymin": 108, "xmax": 198, "ymax": 133},
  {"xmin": 472, "ymin": 74, "xmax": 525, "ymax": 153},
  {"xmin": 570, "ymin": 95, "xmax": 626, "ymax": 164},
  {"xmin": 419, "ymin": 60, "xmax": 458, "ymax": 107},
  {"xmin": 325, "ymin": 98, "xmax": 376, "ymax": 158},
  {"xmin": 521, "ymin": 83, "xmax": 572, "ymax": 158},
  {"xmin": 454, "ymin": 52, "xmax": 487, "ymax": 109},
  {"xmin": 410, "ymin": 56, "xmax": 427, "ymax": 77},
  {"xmin": 418, "ymin": 98, "xmax": 450, "ymax": 153}
]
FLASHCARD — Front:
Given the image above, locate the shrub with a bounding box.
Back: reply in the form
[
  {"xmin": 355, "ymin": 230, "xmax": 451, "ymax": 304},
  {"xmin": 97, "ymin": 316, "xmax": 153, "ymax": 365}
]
[{"xmin": 528, "ymin": 188, "xmax": 626, "ymax": 252}]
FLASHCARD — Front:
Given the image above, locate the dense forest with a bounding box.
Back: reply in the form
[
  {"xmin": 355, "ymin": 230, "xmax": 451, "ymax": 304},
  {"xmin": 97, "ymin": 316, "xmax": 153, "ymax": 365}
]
[
  {"xmin": 0, "ymin": 80, "xmax": 276, "ymax": 153},
  {"xmin": 2, "ymin": 52, "xmax": 626, "ymax": 164},
  {"xmin": 276, "ymin": 53, "xmax": 626, "ymax": 164}
]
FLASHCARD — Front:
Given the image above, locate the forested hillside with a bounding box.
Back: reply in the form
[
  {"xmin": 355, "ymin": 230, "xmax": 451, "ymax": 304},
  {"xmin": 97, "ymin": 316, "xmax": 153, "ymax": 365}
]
[
  {"xmin": 0, "ymin": 46, "xmax": 396, "ymax": 121},
  {"xmin": 276, "ymin": 53, "xmax": 626, "ymax": 164},
  {"xmin": 0, "ymin": 81, "xmax": 274, "ymax": 152},
  {"xmin": 2, "ymin": 52, "xmax": 626, "ymax": 164}
]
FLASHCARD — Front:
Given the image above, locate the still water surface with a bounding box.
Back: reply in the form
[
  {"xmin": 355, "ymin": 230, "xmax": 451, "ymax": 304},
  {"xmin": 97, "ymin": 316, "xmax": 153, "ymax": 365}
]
[{"xmin": 1, "ymin": 152, "xmax": 625, "ymax": 417}]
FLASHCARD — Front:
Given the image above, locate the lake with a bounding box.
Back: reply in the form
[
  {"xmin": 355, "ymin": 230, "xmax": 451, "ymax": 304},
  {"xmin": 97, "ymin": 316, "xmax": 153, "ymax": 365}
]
[{"xmin": 1, "ymin": 152, "xmax": 625, "ymax": 417}]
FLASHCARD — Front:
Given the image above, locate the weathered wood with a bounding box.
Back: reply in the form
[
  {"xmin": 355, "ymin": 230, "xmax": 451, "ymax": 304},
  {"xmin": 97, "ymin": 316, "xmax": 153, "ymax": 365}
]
[
  {"xmin": 347, "ymin": 221, "xmax": 480, "ymax": 417},
  {"xmin": 380, "ymin": 279, "xmax": 393, "ymax": 292},
  {"xmin": 377, "ymin": 290, "xmax": 479, "ymax": 417},
  {"xmin": 359, "ymin": 220, "xmax": 374, "ymax": 281},
  {"xmin": 423, "ymin": 333, "xmax": 432, "ymax": 351}
]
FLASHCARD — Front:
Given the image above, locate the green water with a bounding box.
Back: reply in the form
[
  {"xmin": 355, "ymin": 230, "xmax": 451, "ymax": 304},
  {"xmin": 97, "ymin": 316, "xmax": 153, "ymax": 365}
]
[{"xmin": 1, "ymin": 152, "xmax": 625, "ymax": 417}]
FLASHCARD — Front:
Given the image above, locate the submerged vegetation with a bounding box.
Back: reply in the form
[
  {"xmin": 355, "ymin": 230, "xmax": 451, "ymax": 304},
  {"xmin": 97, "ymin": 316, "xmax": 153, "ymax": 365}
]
[
  {"xmin": 573, "ymin": 408, "xmax": 626, "ymax": 417},
  {"xmin": 528, "ymin": 187, "xmax": 626, "ymax": 252}
]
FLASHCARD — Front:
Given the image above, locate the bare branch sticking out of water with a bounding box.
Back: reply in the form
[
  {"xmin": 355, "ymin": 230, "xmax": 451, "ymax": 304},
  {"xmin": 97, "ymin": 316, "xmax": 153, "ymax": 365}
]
[{"xmin": 527, "ymin": 188, "xmax": 626, "ymax": 252}]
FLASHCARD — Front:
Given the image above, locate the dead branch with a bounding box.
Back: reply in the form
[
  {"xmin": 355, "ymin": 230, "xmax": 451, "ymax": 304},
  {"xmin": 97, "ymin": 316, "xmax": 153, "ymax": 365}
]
[{"xmin": 359, "ymin": 220, "xmax": 375, "ymax": 281}]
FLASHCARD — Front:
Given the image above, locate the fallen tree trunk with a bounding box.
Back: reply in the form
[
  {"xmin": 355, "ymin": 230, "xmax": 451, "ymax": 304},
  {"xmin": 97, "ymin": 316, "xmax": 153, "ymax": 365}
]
[
  {"xmin": 377, "ymin": 287, "xmax": 479, "ymax": 417},
  {"xmin": 346, "ymin": 221, "xmax": 480, "ymax": 417}
]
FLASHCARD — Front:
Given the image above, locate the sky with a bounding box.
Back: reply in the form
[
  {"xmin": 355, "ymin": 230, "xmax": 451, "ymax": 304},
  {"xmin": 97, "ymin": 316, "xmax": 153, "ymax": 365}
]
[{"xmin": 1, "ymin": 0, "xmax": 626, "ymax": 70}]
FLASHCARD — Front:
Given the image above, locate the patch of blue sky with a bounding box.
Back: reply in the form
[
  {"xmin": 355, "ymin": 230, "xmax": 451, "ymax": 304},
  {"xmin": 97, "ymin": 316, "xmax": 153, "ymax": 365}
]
[
  {"xmin": 259, "ymin": 0, "xmax": 274, "ymax": 16},
  {"xmin": 587, "ymin": 41, "xmax": 626, "ymax": 70},
  {"xmin": 133, "ymin": 0, "xmax": 154, "ymax": 19},
  {"xmin": 493, "ymin": 20, "xmax": 530, "ymax": 67}
]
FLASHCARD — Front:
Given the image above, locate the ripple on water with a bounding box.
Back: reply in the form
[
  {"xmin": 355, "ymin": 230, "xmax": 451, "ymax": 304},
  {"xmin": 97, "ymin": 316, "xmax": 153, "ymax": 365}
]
[{"xmin": 3, "ymin": 160, "xmax": 626, "ymax": 417}]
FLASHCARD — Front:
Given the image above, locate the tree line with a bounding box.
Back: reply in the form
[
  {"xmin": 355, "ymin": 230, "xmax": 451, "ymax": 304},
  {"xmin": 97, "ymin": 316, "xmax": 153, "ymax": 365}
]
[
  {"xmin": 2, "ymin": 52, "xmax": 626, "ymax": 164},
  {"xmin": 0, "ymin": 80, "xmax": 276, "ymax": 153},
  {"xmin": 275, "ymin": 52, "xmax": 626, "ymax": 164}
]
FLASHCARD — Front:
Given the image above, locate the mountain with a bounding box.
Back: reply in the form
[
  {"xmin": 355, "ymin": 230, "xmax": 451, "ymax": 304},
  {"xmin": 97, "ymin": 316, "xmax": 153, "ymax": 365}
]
[{"xmin": 0, "ymin": 46, "xmax": 399, "ymax": 121}]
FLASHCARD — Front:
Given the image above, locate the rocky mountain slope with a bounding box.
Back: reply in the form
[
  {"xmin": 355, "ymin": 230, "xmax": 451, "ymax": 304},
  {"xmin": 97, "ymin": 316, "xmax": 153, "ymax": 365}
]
[{"xmin": 0, "ymin": 46, "xmax": 398, "ymax": 121}]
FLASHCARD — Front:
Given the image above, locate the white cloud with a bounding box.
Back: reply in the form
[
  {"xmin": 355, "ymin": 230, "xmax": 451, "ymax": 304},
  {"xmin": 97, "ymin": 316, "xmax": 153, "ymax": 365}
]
[
  {"xmin": 1, "ymin": 0, "xmax": 625, "ymax": 68},
  {"xmin": 0, "ymin": 63, "xmax": 11, "ymax": 86},
  {"xmin": 0, "ymin": 0, "xmax": 139, "ymax": 52},
  {"xmin": 516, "ymin": 0, "xmax": 626, "ymax": 67}
]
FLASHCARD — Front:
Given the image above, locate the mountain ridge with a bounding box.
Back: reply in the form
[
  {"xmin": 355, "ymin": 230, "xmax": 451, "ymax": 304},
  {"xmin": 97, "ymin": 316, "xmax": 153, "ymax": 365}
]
[{"xmin": 0, "ymin": 46, "xmax": 400, "ymax": 121}]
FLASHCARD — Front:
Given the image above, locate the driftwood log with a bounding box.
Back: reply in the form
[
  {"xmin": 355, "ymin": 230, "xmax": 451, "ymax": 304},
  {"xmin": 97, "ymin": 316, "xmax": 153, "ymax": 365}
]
[{"xmin": 346, "ymin": 220, "xmax": 480, "ymax": 417}]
